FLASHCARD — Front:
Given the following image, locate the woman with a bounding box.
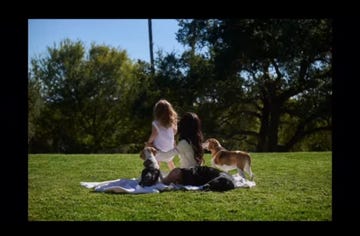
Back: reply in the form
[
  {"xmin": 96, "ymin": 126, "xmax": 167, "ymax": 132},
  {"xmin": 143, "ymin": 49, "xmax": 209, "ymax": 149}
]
[
  {"xmin": 155, "ymin": 112, "xmax": 204, "ymax": 168},
  {"xmin": 156, "ymin": 112, "xmax": 235, "ymax": 192}
]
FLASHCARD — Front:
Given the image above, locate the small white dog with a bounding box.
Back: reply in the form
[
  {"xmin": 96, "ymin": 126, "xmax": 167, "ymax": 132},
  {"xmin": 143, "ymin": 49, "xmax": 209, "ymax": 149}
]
[{"xmin": 139, "ymin": 147, "xmax": 162, "ymax": 186}]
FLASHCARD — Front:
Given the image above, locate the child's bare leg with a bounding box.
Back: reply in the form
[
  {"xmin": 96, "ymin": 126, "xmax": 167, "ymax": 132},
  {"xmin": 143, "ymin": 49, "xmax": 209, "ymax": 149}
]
[{"xmin": 167, "ymin": 161, "xmax": 175, "ymax": 170}]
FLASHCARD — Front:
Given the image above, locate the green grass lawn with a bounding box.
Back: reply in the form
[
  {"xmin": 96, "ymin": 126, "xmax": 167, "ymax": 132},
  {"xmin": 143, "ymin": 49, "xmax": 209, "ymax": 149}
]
[{"xmin": 28, "ymin": 152, "xmax": 331, "ymax": 221}]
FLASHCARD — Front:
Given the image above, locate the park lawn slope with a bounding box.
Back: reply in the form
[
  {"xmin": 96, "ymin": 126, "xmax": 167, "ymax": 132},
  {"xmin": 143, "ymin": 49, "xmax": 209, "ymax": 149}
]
[{"xmin": 28, "ymin": 152, "xmax": 331, "ymax": 221}]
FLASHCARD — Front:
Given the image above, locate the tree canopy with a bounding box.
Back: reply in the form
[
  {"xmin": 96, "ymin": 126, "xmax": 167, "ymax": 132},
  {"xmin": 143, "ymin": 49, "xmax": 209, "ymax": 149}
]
[
  {"xmin": 175, "ymin": 19, "xmax": 332, "ymax": 152},
  {"xmin": 29, "ymin": 19, "xmax": 332, "ymax": 153}
]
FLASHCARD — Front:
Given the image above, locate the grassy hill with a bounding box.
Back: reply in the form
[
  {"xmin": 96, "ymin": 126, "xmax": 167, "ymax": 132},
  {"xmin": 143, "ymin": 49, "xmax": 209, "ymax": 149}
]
[{"xmin": 28, "ymin": 152, "xmax": 331, "ymax": 221}]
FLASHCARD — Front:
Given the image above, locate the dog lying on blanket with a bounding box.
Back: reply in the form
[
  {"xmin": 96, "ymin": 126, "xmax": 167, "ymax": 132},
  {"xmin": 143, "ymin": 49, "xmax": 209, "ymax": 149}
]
[
  {"xmin": 161, "ymin": 166, "xmax": 236, "ymax": 192},
  {"xmin": 139, "ymin": 147, "xmax": 162, "ymax": 187},
  {"xmin": 202, "ymin": 138, "xmax": 254, "ymax": 180}
]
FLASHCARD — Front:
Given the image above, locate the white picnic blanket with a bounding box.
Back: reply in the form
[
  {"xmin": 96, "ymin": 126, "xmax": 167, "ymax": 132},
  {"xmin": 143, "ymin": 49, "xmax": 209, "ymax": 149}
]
[{"xmin": 80, "ymin": 173, "xmax": 255, "ymax": 194}]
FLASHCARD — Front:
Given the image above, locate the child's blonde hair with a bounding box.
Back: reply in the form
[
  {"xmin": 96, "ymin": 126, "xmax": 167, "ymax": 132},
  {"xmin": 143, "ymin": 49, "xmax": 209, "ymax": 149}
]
[{"xmin": 153, "ymin": 99, "xmax": 178, "ymax": 128}]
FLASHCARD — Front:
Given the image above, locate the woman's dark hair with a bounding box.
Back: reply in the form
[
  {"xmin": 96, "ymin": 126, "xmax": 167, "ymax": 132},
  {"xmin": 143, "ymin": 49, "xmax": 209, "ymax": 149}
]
[{"xmin": 178, "ymin": 112, "xmax": 204, "ymax": 165}]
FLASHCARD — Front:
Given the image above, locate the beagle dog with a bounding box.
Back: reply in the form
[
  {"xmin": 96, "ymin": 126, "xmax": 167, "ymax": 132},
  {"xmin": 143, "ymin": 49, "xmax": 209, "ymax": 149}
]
[{"xmin": 202, "ymin": 138, "xmax": 254, "ymax": 180}]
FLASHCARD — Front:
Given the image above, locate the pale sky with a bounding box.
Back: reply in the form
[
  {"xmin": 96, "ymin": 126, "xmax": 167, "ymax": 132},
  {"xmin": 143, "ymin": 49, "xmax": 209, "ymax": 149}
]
[{"xmin": 28, "ymin": 19, "xmax": 186, "ymax": 66}]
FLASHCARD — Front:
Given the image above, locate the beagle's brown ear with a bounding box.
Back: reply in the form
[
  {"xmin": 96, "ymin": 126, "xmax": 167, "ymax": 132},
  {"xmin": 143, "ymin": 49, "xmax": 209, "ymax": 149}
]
[
  {"xmin": 140, "ymin": 149, "xmax": 145, "ymax": 160},
  {"xmin": 145, "ymin": 142, "xmax": 153, "ymax": 147},
  {"xmin": 208, "ymin": 140, "xmax": 214, "ymax": 149},
  {"xmin": 150, "ymin": 147, "xmax": 157, "ymax": 156}
]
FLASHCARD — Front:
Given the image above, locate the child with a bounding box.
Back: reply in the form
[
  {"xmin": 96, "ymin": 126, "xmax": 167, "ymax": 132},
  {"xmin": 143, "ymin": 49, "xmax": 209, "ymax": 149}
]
[{"xmin": 146, "ymin": 99, "xmax": 177, "ymax": 170}]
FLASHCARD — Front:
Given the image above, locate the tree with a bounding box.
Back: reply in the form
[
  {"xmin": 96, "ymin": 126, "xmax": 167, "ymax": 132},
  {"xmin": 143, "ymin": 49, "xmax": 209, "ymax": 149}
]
[
  {"xmin": 28, "ymin": 73, "xmax": 43, "ymax": 145},
  {"xmin": 29, "ymin": 39, "xmax": 138, "ymax": 153},
  {"xmin": 176, "ymin": 19, "xmax": 332, "ymax": 152}
]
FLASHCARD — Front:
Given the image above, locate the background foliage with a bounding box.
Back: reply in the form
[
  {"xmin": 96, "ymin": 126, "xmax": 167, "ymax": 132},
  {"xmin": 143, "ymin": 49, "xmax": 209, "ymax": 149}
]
[{"xmin": 28, "ymin": 19, "xmax": 332, "ymax": 153}]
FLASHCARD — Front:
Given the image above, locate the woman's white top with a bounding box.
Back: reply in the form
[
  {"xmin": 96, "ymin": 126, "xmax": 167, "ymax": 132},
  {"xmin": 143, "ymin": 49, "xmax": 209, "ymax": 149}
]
[
  {"xmin": 155, "ymin": 139, "xmax": 198, "ymax": 168},
  {"xmin": 152, "ymin": 120, "xmax": 175, "ymax": 152}
]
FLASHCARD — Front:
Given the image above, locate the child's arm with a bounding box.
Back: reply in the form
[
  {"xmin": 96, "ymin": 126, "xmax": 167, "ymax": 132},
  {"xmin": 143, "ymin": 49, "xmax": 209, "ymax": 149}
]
[
  {"xmin": 173, "ymin": 125, "xmax": 177, "ymax": 147},
  {"xmin": 173, "ymin": 124, "xmax": 177, "ymax": 135},
  {"xmin": 146, "ymin": 124, "xmax": 158, "ymax": 147}
]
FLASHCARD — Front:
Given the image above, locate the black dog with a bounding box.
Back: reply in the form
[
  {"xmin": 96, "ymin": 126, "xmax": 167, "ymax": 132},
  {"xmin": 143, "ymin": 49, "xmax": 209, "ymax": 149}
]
[
  {"xmin": 139, "ymin": 159, "xmax": 161, "ymax": 187},
  {"xmin": 139, "ymin": 147, "xmax": 162, "ymax": 187},
  {"xmin": 203, "ymin": 172, "xmax": 235, "ymax": 192}
]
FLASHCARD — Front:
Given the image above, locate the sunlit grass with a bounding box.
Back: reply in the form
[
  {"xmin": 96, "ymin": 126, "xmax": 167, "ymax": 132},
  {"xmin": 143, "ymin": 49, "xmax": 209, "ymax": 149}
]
[{"xmin": 28, "ymin": 152, "xmax": 331, "ymax": 221}]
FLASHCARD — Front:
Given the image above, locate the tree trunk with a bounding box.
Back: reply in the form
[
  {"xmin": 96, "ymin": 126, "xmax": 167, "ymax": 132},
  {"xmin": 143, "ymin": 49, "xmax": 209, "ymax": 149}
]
[
  {"xmin": 268, "ymin": 100, "xmax": 281, "ymax": 152},
  {"xmin": 256, "ymin": 95, "xmax": 269, "ymax": 152},
  {"xmin": 256, "ymin": 81, "xmax": 282, "ymax": 152}
]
